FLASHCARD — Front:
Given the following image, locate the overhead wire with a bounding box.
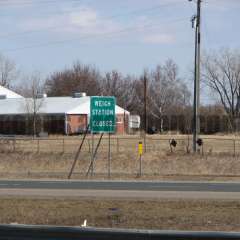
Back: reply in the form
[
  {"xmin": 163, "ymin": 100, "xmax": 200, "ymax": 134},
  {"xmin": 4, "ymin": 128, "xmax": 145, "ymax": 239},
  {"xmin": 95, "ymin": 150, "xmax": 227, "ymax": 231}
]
[
  {"xmin": 0, "ymin": 0, "xmax": 193, "ymax": 53},
  {"xmin": 0, "ymin": 1, "xmax": 182, "ymax": 40},
  {"xmin": 0, "ymin": 0, "xmax": 81, "ymax": 7},
  {"xmin": 202, "ymin": 5, "xmax": 212, "ymax": 48},
  {"xmin": 1, "ymin": 17, "xmax": 189, "ymax": 53}
]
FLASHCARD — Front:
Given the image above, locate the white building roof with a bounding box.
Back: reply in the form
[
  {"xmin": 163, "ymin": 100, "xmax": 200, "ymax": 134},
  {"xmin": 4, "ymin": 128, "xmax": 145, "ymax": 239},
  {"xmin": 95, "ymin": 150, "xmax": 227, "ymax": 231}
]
[
  {"xmin": 0, "ymin": 96, "xmax": 130, "ymax": 115},
  {"xmin": 0, "ymin": 85, "xmax": 23, "ymax": 99}
]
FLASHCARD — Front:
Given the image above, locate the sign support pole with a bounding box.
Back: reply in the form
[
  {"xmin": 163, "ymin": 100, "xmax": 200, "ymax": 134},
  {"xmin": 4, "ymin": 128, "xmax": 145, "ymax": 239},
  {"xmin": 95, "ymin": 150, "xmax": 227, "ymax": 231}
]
[
  {"xmin": 68, "ymin": 125, "xmax": 89, "ymax": 179},
  {"xmin": 91, "ymin": 133, "xmax": 94, "ymax": 176},
  {"xmin": 108, "ymin": 133, "xmax": 111, "ymax": 179},
  {"xmin": 86, "ymin": 133, "xmax": 104, "ymax": 177}
]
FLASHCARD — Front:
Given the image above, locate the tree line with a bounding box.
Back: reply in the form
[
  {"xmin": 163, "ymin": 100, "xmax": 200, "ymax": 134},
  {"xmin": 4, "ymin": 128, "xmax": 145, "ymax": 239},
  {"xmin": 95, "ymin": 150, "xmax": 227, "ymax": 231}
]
[
  {"xmin": 1, "ymin": 48, "xmax": 240, "ymax": 134},
  {"xmin": 44, "ymin": 59, "xmax": 191, "ymax": 133}
]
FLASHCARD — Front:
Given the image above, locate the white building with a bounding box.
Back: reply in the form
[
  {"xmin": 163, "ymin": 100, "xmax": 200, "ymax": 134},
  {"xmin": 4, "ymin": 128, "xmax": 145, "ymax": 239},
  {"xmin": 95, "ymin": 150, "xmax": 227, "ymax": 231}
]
[
  {"xmin": 0, "ymin": 92, "xmax": 130, "ymax": 135},
  {"xmin": 0, "ymin": 85, "xmax": 23, "ymax": 99}
]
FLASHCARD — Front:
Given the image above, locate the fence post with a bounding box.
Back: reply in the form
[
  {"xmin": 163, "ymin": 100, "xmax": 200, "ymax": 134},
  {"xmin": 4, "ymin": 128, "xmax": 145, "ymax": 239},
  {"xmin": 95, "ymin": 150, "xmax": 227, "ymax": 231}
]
[
  {"xmin": 144, "ymin": 136, "xmax": 147, "ymax": 153},
  {"xmin": 62, "ymin": 138, "xmax": 65, "ymax": 153},
  {"xmin": 37, "ymin": 139, "xmax": 40, "ymax": 153},
  {"xmin": 12, "ymin": 139, "xmax": 16, "ymax": 152},
  {"xmin": 233, "ymin": 139, "xmax": 236, "ymax": 157},
  {"xmin": 145, "ymin": 136, "xmax": 148, "ymax": 152},
  {"xmin": 116, "ymin": 138, "xmax": 119, "ymax": 154}
]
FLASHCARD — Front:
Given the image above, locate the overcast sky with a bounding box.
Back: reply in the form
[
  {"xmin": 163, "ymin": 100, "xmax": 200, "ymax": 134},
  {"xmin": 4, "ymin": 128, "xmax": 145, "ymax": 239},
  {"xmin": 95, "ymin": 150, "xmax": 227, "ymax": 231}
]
[{"xmin": 0, "ymin": 0, "xmax": 239, "ymax": 89}]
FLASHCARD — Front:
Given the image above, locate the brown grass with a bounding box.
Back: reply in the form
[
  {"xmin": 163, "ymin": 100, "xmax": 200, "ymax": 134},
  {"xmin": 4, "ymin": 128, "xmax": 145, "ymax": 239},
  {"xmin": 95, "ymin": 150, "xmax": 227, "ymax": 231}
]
[
  {"xmin": 0, "ymin": 150, "xmax": 240, "ymax": 180},
  {"xmin": 1, "ymin": 134, "xmax": 240, "ymax": 180},
  {"xmin": 1, "ymin": 197, "xmax": 240, "ymax": 231},
  {"xmin": 1, "ymin": 134, "xmax": 240, "ymax": 154}
]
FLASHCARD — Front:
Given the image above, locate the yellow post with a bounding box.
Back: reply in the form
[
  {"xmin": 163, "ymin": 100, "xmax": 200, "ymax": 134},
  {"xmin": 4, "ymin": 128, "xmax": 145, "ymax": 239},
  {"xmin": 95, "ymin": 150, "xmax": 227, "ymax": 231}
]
[
  {"xmin": 138, "ymin": 141, "xmax": 143, "ymax": 156},
  {"xmin": 138, "ymin": 141, "xmax": 143, "ymax": 177}
]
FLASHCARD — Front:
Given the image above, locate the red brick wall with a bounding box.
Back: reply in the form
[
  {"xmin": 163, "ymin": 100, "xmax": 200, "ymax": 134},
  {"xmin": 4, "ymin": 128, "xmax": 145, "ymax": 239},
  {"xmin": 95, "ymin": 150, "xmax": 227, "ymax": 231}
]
[
  {"xmin": 67, "ymin": 114, "xmax": 87, "ymax": 134},
  {"xmin": 116, "ymin": 114, "xmax": 129, "ymax": 134}
]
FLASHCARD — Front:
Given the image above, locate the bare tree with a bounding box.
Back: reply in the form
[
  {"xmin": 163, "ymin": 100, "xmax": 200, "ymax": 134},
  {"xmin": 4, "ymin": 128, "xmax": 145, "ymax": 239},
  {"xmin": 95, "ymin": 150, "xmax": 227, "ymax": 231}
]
[
  {"xmin": 202, "ymin": 48, "xmax": 240, "ymax": 130},
  {"xmin": 24, "ymin": 72, "xmax": 46, "ymax": 136},
  {"xmin": 46, "ymin": 62, "xmax": 101, "ymax": 96},
  {"xmin": 145, "ymin": 60, "xmax": 190, "ymax": 132},
  {"xmin": 100, "ymin": 70, "xmax": 137, "ymax": 110},
  {"xmin": 44, "ymin": 59, "xmax": 190, "ymax": 133},
  {"xmin": 0, "ymin": 54, "xmax": 18, "ymax": 87}
]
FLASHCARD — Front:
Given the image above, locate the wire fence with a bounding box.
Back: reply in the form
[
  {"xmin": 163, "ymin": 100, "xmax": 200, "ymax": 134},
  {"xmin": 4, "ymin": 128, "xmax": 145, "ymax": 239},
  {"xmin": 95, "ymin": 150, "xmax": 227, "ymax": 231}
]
[
  {"xmin": 0, "ymin": 135, "xmax": 240, "ymax": 155},
  {"xmin": 1, "ymin": 135, "xmax": 240, "ymax": 179}
]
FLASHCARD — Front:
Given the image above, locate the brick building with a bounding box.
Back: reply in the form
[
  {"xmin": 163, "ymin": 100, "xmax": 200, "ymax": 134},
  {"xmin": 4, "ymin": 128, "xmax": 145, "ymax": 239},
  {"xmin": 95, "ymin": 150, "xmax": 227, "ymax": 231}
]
[{"xmin": 0, "ymin": 87, "xmax": 130, "ymax": 135}]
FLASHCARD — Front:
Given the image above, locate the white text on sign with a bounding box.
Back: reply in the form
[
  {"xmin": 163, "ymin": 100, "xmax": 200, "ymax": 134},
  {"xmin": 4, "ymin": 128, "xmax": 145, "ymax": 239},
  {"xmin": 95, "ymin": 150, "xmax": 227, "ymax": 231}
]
[
  {"xmin": 92, "ymin": 121, "xmax": 114, "ymax": 127},
  {"xmin": 94, "ymin": 101, "xmax": 112, "ymax": 107},
  {"xmin": 92, "ymin": 109, "xmax": 114, "ymax": 116}
]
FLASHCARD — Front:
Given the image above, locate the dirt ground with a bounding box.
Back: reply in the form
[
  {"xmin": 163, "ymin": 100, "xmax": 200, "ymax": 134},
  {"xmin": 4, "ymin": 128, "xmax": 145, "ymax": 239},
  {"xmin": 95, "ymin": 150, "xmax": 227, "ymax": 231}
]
[{"xmin": 1, "ymin": 197, "xmax": 240, "ymax": 231}]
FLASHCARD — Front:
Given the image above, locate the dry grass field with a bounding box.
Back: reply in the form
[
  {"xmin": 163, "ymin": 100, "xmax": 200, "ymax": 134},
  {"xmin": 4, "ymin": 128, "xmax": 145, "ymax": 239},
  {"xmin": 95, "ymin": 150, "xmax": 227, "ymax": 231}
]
[
  {"xmin": 2, "ymin": 134, "xmax": 240, "ymax": 155},
  {"xmin": 1, "ymin": 197, "xmax": 240, "ymax": 231},
  {"xmin": 1, "ymin": 134, "xmax": 240, "ymax": 179}
]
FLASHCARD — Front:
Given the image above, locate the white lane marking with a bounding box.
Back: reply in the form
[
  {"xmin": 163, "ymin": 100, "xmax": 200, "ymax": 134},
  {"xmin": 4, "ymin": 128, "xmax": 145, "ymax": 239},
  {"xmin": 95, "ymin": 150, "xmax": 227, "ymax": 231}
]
[
  {"xmin": 148, "ymin": 185, "xmax": 194, "ymax": 189},
  {"xmin": 148, "ymin": 185, "xmax": 180, "ymax": 188},
  {"xmin": 0, "ymin": 183, "xmax": 21, "ymax": 186}
]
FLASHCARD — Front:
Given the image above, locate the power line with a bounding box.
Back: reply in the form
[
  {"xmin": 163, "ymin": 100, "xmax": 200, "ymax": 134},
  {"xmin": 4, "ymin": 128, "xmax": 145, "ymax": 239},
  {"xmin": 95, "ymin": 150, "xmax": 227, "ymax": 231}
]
[
  {"xmin": 201, "ymin": 5, "xmax": 211, "ymax": 47},
  {"xmin": 1, "ymin": 17, "xmax": 188, "ymax": 53},
  {"xmin": 0, "ymin": 0, "xmax": 182, "ymax": 17},
  {"xmin": 0, "ymin": 5, "xmax": 85, "ymax": 17},
  {"xmin": 0, "ymin": 0, "xmax": 81, "ymax": 7},
  {"xmin": 0, "ymin": 1, "xmax": 182, "ymax": 40}
]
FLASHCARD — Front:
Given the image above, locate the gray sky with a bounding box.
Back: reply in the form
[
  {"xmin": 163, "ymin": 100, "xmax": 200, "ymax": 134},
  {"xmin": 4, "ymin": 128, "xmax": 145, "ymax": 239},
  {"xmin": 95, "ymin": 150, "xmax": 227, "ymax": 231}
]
[{"xmin": 0, "ymin": 0, "xmax": 239, "ymax": 103}]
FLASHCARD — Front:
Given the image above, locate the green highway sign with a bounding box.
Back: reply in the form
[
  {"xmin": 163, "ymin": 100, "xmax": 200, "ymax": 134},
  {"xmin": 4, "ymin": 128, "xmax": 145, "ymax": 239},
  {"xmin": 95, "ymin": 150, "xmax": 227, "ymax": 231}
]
[{"xmin": 90, "ymin": 96, "xmax": 116, "ymax": 133}]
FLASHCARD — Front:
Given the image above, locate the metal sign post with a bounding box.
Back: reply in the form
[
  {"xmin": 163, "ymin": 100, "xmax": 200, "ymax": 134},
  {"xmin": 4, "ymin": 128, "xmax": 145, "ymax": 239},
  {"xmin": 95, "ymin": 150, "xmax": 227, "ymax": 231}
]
[
  {"xmin": 91, "ymin": 133, "xmax": 94, "ymax": 176},
  {"xmin": 86, "ymin": 133, "xmax": 104, "ymax": 177},
  {"xmin": 90, "ymin": 96, "xmax": 116, "ymax": 178},
  {"xmin": 108, "ymin": 133, "xmax": 111, "ymax": 179},
  {"xmin": 68, "ymin": 125, "xmax": 90, "ymax": 179}
]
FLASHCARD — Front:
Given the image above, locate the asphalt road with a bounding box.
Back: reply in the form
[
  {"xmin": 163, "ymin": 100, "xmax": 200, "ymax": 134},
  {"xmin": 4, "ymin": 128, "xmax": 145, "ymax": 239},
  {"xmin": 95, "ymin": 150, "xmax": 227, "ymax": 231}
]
[{"xmin": 0, "ymin": 180, "xmax": 239, "ymax": 192}]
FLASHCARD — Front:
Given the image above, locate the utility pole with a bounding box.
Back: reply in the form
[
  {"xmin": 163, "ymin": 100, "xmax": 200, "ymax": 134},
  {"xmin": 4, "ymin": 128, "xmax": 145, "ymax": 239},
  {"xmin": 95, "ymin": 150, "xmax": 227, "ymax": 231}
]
[
  {"xmin": 143, "ymin": 72, "xmax": 147, "ymax": 152},
  {"xmin": 190, "ymin": 0, "xmax": 201, "ymax": 152}
]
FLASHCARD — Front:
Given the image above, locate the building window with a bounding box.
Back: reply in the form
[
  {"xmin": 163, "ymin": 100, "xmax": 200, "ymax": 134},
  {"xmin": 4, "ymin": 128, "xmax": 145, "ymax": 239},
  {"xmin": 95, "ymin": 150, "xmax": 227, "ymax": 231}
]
[{"xmin": 117, "ymin": 116, "xmax": 123, "ymax": 123}]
